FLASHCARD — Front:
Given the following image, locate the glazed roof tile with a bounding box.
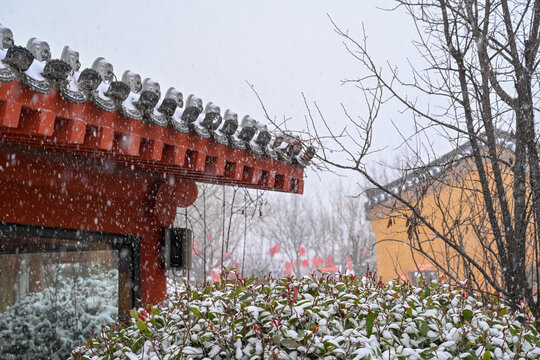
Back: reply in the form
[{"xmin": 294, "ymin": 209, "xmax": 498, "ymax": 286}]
[
  {"xmin": 365, "ymin": 131, "xmax": 516, "ymax": 209},
  {"xmin": 0, "ymin": 30, "xmax": 312, "ymax": 194}
]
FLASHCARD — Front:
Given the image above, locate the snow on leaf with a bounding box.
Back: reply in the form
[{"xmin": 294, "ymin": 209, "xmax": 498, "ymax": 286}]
[{"xmin": 67, "ymin": 275, "xmax": 540, "ymax": 359}]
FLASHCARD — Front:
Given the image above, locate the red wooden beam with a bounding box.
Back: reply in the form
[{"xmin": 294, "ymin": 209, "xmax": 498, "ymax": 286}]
[
  {"xmin": 0, "ymin": 101, "xmax": 21, "ymax": 128},
  {"xmin": 0, "ymin": 80, "xmax": 305, "ymax": 194}
]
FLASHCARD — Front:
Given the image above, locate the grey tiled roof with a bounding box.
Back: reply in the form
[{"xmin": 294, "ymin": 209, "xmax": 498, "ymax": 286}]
[
  {"xmin": 0, "ymin": 26, "xmax": 316, "ymax": 169},
  {"xmin": 365, "ymin": 131, "xmax": 516, "ymax": 209}
]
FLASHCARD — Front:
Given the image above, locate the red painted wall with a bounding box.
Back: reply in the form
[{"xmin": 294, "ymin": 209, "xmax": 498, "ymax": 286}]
[{"xmin": 0, "ymin": 143, "xmax": 197, "ymax": 305}]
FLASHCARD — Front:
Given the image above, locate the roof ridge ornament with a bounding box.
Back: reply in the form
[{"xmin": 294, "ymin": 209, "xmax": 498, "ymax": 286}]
[
  {"xmin": 213, "ymin": 109, "xmax": 238, "ymax": 146},
  {"xmin": 182, "ymin": 94, "xmax": 204, "ymax": 135},
  {"xmin": 190, "ymin": 102, "xmax": 221, "ymax": 139},
  {"xmin": 90, "ymin": 57, "xmax": 116, "ymax": 112},
  {"xmin": 120, "ymin": 70, "xmax": 144, "ymax": 120},
  {"xmin": 228, "ymin": 115, "xmax": 256, "ymax": 151},
  {"xmin": 0, "ymin": 25, "xmax": 13, "ymax": 50},
  {"xmin": 157, "ymin": 87, "xmax": 182, "ymax": 125},
  {"xmin": 200, "ymin": 102, "xmax": 222, "ymax": 132},
  {"xmin": 295, "ymin": 145, "xmax": 316, "ymax": 168},
  {"xmin": 42, "ymin": 59, "xmax": 71, "ymax": 88},
  {"xmin": 251, "ymin": 122, "xmax": 274, "ymax": 158},
  {"xmin": 60, "ymin": 46, "xmax": 92, "ymax": 104},
  {"xmin": 140, "ymin": 78, "xmax": 166, "ymax": 127},
  {"xmin": 169, "ymin": 89, "xmax": 189, "ymax": 133},
  {"xmin": 0, "ymin": 27, "xmax": 316, "ymax": 169},
  {"xmin": 0, "ymin": 25, "xmax": 16, "ymax": 82},
  {"xmin": 104, "ymin": 80, "xmax": 130, "ymax": 106},
  {"xmin": 22, "ymin": 37, "xmax": 51, "ymax": 94},
  {"xmin": 273, "ymin": 131, "xmax": 299, "ymax": 163},
  {"xmin": 2, "ymin": 45, "xmax": 32, "ymax": 79}
]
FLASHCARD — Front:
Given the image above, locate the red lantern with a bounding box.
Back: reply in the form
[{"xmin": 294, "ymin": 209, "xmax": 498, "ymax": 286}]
[
  {"xmin": 299, "ymin": 246, "xmax": 306, "ymax": 256},
  {"xmin": 302, "ymin": 259, "xmax": 309, "ymax": 268}
]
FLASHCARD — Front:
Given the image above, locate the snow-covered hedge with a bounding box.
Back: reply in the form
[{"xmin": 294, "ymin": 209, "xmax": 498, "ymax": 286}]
[
  {"xmin": 71, "ymin": 273, "xmax": 540, "ymax": 359},
  {"xmin": 0, "ymin": 264, "xmax": 117, "ymax": 360}
]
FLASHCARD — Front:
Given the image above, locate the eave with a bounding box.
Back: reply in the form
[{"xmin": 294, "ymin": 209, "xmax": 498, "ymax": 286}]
[{"xmin": 0, "ymin": 81, "xmax": 304, "ymax": 194}]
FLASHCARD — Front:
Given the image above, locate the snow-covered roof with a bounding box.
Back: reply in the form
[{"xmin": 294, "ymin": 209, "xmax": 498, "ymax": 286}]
[
  {"xmin": 0, "ymin": 27, "xmax": 312, "ymax": 194},
  {"xmin": 365, "ymin": 130, "xmax": 516, "ymax": 209}
]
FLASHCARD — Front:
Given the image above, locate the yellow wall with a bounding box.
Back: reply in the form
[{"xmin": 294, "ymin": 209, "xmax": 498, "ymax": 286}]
[{"xmin": 369, "ymin": 156, "xmax": 517, "ymax": 291}]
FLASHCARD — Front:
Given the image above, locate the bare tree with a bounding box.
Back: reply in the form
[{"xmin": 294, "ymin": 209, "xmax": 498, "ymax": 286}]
[
  {"xmin": 328, "ymin": 182, "xmax": 376, "ymax": 274},
  {"xmin": 259, "ymin": 180, "xmax": 375, "ymax": 277},
  {"xmin": 305, "ymin": 1, "xmax": 540, "ymax": 325},
  {"xmin": 175, "ymin": 184, "xmax": 265, "ymax": 282},
  {"xmin": 260, "ymin": 194, "xmax": 314, "ymax": 277}
]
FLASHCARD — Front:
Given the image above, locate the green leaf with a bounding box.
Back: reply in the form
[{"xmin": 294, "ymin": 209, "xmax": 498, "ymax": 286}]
[
  {"xmin": 192, "ymin": 291, "xmax": 199, "ymax": 301},
  {"xmin": 130, "ymin": 309, "xmax": 138, "ymax": 319},
  {"xmin": 482, "ymin": 350, "xmax": 491, "ymax": 360},
  {"xmin": 424, "ymin": 287, "xmax": 431, "ymax": 298},
  {"xmin": 154, "ymin": 318, "xmax": 165, "ymax": 328},
  {"xmin": 281, "ymin": 338, "xmax": 300, "ymax": 349},
  {"xmin": 420, "ymin": 320, "xmax": 429, "ymax": 337},
  {"xmin": 131, "ymin": 338, "xmax": 144, "ymax": 353},
  {"xmin": 136, "ymin": 319, "xmax": 148, "ymax": 333},
  {"xmin": 366, "ymin": 312, "xmax": 375, "ymax": 337},
  {"xmin": 462, "ymin": 309, "xmax": 473, "ymax": 322},
  {"xmin": 191, "ymin": 307, "xmax": 204, "ymax": 319}
]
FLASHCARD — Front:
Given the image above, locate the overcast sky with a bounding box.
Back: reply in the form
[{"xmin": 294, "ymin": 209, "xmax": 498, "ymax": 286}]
[{"xmin": 2, "ymin": 1, "xmax": 422, "ymax": 198}]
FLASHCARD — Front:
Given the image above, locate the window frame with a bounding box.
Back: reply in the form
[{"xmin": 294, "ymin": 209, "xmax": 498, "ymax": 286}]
[{"xmin": 0, "ymin": 222, "xmax": 141, "ymax": 317}]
